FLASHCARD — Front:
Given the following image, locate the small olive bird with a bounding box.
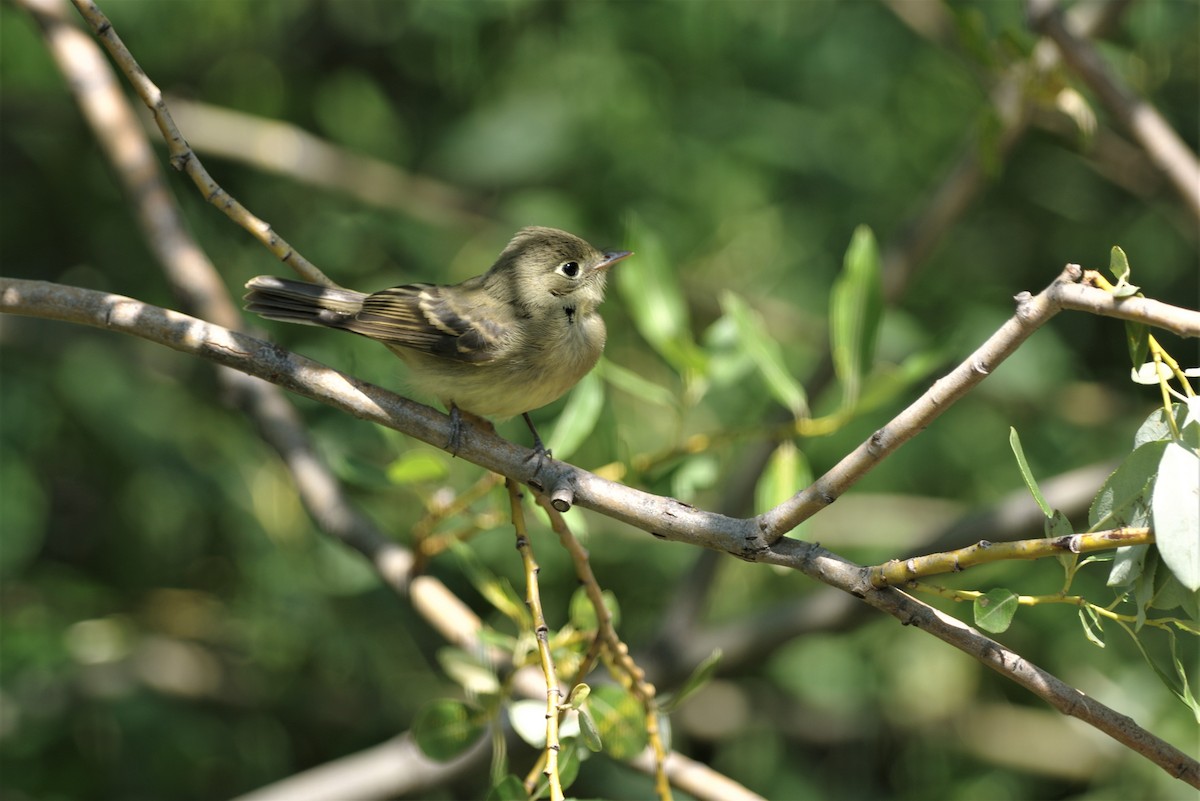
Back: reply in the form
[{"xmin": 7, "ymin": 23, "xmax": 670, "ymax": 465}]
[{"xmin": 244, "ymin": 226, "xmax": 631, "ymax": 455}]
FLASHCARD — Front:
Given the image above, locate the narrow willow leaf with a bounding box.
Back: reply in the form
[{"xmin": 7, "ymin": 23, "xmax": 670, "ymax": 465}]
[
  {"xmin": 596, "ymin": 357, "xmax": 677, "ymax": 409},
  {"xmin": 720, "ymin": 291, "xmax": 808, "ymax": 417},
  {"xmin": 1078, "ymin": 607, "xmax": 1106, "ymax": 647},
  {"xmin": 1153, "ymin": 442, "xmax": 1200, "ymax": 591},
  {"xmin": 450, "ymin": 541, "xmax": 530, "ymax": 626},
  {"xmin": 616, "ymin": 218, "xmax": 707, "ymax": 373},
  {"xmin": 973, "ymin": 588, "xmax": 1019, "ymax": 633},
  {"xmin": 754, "ymin": 442, "xmax": 810, "ymax": 517},
  {"xmin": 830, "ymin": 225, "xmax": 883, "ymax": 410},
  {"xmin": 413, "ymin": 699, "xmax": 487, "ymax": 761},
  {"xmin": 661, "ymin": 649, "xmax": 723, "ymax": 714},
  {"xmin": 546, "ymin": 371, "xmax": 604, "ymax": 461},
  {"xmin": 1009, "ymin": 428, "xmax": 1053, "ymax": 518}
]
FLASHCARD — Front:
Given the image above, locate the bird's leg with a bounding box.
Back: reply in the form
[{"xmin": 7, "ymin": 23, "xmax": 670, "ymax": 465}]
[
  {"xmin": 446, "ymin": 404, "xmax": 465, "ymax": 455},
  {"xmin": 446, "ymin": 405, "xmax": 495, "ymax": 456},
  {"xmin": 522, "ymin": 412, "xmax": 553, "ymax": 472}
]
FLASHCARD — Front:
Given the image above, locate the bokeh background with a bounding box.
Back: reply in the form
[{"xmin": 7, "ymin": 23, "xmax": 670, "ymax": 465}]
[{"xmin": 2, "ymin": 0, "xmax": 1197, "ymax": 799}]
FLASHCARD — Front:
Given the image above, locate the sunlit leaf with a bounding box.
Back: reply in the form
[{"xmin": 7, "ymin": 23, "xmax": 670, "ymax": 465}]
[
  {"xmin": 1109, "ymin": 246, "xmax": 1131, "ymax": 283},
  {"xmin": 1153, "ymin": 442, "xmax": 1200, "ymax": 591},
  {"xmin": 973, "ymin": 588, "xmax": 1018, "ymax": 633},
  {"xmin": 1009, "ymin": 428, "xmax": 1053, "ymax": 518},
  {"xmin": 754, "ymin": 442, "xmax": 810, "ymax": 518},
  {"xmin": 616, "ymin": 217, "xmax": 707, "ymax": 374},
  {"xmin": 1078, "ymin": 606, "xmax": 1106, "ymax": 647},
  {"xmin": 547, "ymin": 371, "xmax": 604, "ymax": 461},
  {"xmin": 508, "ymin": 699, "xmax": 549, "ymax": 748},
  {"xmin": 1089, "ymin": 441, "xmax": 1165, "ymax": 531},
  {"xmin": 830, "ymin": 225, "xmax": 883, "ymax": 410},
  {"xmin": 719, "ymin": 291, "xmax": 808, "ymax": 417},
  {"xmin": 596, "ymin": 357, "xmax": 677, "ymax": 409}
]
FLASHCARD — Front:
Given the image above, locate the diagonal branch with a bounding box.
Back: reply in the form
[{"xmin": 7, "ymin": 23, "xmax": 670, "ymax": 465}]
[{"xmin": 1027, "ymin": 0, "xmax": 1200, "ymax": 222}]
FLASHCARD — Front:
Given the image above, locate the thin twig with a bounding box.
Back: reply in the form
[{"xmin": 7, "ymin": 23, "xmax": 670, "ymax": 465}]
[
  {"xmin": 506, "ymin": 479, "xmax": 564, "ymax": 801},
  {"xmin": 867, "ymin": 527, "xmax": 1153, "ymax": 587},
  {"xmin": 536, "ymin": 496, "xmax": 673, "ymax": 801},
  {"xmin": 69, "ymin": 0, "xmax": 335, "ymax": 285}
]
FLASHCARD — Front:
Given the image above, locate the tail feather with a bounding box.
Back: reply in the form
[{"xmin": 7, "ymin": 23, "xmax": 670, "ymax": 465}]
[{"xmin": 244, "ymin": 276, "xmax": 367, "ymax": 328}]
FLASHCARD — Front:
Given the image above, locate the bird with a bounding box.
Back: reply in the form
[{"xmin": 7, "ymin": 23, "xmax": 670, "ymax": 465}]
[{"xmin": 243, "ymin": 226, "xmax": 631, "ymax": 457}]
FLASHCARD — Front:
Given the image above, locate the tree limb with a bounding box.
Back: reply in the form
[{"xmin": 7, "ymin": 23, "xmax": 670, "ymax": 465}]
[{"xmin": 5, "ymin": 277, "xmax": 1197, "ymax": 787}]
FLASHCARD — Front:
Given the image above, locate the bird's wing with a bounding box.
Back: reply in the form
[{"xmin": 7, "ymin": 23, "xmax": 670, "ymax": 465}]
[{"xmin": 346, "ymin": 284, "xmax": 509, "ymax": 363}]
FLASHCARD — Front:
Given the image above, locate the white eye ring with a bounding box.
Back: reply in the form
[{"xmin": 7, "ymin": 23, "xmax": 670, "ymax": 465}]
[{"xmin": 558, "ymin": 260, "xmax": 580, "ymax": 278}]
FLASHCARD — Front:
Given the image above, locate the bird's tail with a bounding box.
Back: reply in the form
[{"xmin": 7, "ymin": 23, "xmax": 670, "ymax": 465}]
[{"xmin": 243, "ymin": 276, "xmax": 368, "ymax": 328}]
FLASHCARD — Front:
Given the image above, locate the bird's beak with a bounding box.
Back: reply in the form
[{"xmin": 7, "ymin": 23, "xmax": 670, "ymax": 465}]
[{"xmin": 596, "ymin": 250, "xmax": 633, "ymax": 271}]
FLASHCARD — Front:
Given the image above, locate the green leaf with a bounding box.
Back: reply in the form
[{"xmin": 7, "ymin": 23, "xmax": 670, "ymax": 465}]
[
  {"xmin": 1009, "ymin": 428, "xmax": 1053, "ymax": 518},
  {"xmin": 661, "ymin": 648, "xmax": 722, "ymax": 715},
  {"xmin": 1153, "ymin": 441, "xmax": 1200, "ymax": 591},
  {"xmin": 556, "ymin": 737, "xmax": 582, "ymax": 792},
  {"xmin": 565, "ymin": 683, "xmax": 590, "ymax": 710},
  {"xmin": 1078, "ymin": 606, "xmax": 1106, "ymax": 647},
  {"xmin": 1125, "ymin": 321, "xmax": 1149, "ymax": 369},
  {"xmin": 830, "ymin": 225, "xmax": 883, "ymax": 410},
  {"xmin": 1109, "ymin": 245, "xmax": 1131, "ymax": 283},
  {"xmin": 719, "ymin": 291, "xmax": 808, "ymax": 417},
  {"xmin": 486, "ymin": 775, "xmax": 527, "ymax": 801},
  {"xmin": 413, "ymin": 699, "xmax": 487, "ymax": 761},
  {"xmin": 1107, "ymin": 544, "xmax": 1149, "ymax": 588},
  {"xmin": 616, "ymin": 217, "xmax": 707, "ymax": 374},
  {"xmin": 596, "ymin": 357, "xmax": 677, "ymax": 409},
  {"xmin": 569, "ymin": 587, "xmax": 619, "ymax": 631},
  {"xmin": 586, "ymin": 684, "xmax": 647, "ymax": 760},
  {"xmin": 450, "ymin": 541, "xmax": 530, "ymax": 627},
  {"xmin": 578, "ymin": 708, "xmax": 603, "ymax": 752},
  {"xmin": 1134, "ymin": 404, "xmax": 1189, "ymax": 448},
  {"xmin": 1089, "ymin": 440, "xmax": 1166, "ymax": 531},
  {"xmin": 855, "ymin": 346, "xmax": 946, "ymax": 415},
  {"xmin": 436, "ymin": 648, "xmax": 500, "ymax": 696},
  {"xmin": 973, "ymin": 588, "xmax": 1019, "ymax": 633},
  {"xmin": 508, "ymin": 699, "xmax": 549, "ymax": 748},
  {"xmin": 546, "ymin": 371, "xmax": 604, "ymax": 461},
  {"xmin": 754, "ymin": 441, "xmax": 811, "ymax": 517}
]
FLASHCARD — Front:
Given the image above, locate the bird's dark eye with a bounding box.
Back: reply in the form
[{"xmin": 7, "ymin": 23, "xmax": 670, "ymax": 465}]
[{"xmin": 559, "ymin": 260, "xmax": 580, "ymax": 278}]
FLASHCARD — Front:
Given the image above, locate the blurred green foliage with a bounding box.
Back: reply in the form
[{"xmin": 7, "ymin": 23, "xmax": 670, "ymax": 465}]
[{"xmin": 2, "ymin": 0, "xmax": 1197, "ymax": 799}]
